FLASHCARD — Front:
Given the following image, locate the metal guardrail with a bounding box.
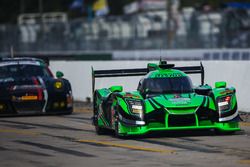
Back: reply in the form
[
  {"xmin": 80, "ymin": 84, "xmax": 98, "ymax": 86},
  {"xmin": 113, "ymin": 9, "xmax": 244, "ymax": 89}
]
[{"xmin": 0, "ymin": 9, "xmax": 250, "ymax": 53}]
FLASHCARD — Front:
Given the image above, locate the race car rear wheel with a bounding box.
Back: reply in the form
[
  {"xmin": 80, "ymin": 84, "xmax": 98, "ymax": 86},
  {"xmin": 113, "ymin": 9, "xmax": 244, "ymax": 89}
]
[
  {"xmin": 93, "ymin": 92, "xmax": 107, "ymax": 135},
  {"xmin": 93, "ymin": 92, "xmax": 99, "ymax": 126}
]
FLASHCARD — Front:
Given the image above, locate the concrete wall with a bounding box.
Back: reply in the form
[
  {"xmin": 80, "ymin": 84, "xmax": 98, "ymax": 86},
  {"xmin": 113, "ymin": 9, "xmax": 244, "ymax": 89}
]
[
  {"xmin": 113, "ymin": 49, "xmax": 250, "ymax": 60},
  {"xmin": 50, "ymin": 61, "xmax": 250, "ymax": 112}
]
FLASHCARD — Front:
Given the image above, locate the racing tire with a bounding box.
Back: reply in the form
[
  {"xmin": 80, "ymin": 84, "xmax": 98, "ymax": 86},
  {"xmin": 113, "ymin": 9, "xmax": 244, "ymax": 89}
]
[
  {"xmin": 93, "ymin": 93, "xmax": 99, "ymax": 126},
  {"xmin": 63, "ymin": 108, "xmax": 73, "ymax": 115},
  {"xmin": 95, "ymin": 125, "xmax": 107, "ymax": 135},
  {"xmin": 214, "ymin": 129, "xmax": 236, "ymax": 135},
  {"xmin": 115, "ymin": 120, "xmax": 124, "ymax": 138}
]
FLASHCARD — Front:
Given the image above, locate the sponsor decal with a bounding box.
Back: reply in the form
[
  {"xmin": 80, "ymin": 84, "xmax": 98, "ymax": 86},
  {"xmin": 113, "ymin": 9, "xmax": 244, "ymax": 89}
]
[
  {"xmin": 155, "ymin": 73, "xmax": 183, "ymax": 78},
  {"xmin": 220, "ymin": 90, "xmax": 234, "ymax": 95},
  {"xmin": 12, "ymin": 95, "xmax": 38, "ymax": 101},
  {"xmin": 21, "ymin": 95, "xmax": 38, "ymax": 101},
  {"xmin": 169, "ymin": 98, "xmax": 191, "ymax": 105},
  {"xmin": 124, "ymin": 93, "xmax": 140, "ymax": 99}
]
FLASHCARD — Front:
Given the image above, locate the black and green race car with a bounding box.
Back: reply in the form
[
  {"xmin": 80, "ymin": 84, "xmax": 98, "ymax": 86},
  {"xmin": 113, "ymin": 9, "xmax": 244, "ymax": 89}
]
[{"xmin": 92, "ymin": 61, "xmax": 240, "ymax": 137}]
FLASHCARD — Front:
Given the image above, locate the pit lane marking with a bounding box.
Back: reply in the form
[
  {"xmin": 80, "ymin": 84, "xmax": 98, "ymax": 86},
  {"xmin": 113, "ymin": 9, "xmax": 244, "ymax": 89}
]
[
  {"xmin": 240, "ymin": 122, "xmax": 250, "ymax": 127},
  {"xmin": 0, "ymin": 129, "xmax": 39, "ymax": 136},
  {"xmin": 238, "ymin": 159, "xmax": 250, "ymax": 165},
  {"xmin": 73, "ymin": 108, "xmax": 92, "ymax": 113},
  {"xmin": 77, "ymin": 139, "xmax": 175, "ymax": 153}
]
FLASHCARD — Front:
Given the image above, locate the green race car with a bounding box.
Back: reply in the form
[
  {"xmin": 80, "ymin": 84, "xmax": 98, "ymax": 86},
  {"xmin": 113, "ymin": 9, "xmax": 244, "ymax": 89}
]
[{"xmin": 92, "ymin": 61, "xmax": 240, "ymax": 137}]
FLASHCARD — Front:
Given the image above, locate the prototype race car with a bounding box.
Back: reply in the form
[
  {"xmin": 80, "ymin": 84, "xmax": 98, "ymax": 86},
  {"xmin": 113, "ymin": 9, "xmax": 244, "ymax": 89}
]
[
  {"xmin": 92, "ymin": 61, "xmax": 240, "ymax": 137},
  {"xmin": 0, "ymin": 57, "xmax": 73, "ymax": 116}
]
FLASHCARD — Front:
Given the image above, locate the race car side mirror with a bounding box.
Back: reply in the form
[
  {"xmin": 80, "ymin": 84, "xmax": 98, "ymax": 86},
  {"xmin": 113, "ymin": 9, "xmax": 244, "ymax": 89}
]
[
  {"xmin": 109, "ymin": 86, "xmax": 123, "ymax": 92},
  {"xmin": 56, "ymin": 71, "xmax": 64, "ymax": 78},
  {"xmin": 215, "ymin": 81, "xmax": 227, "ymax": 88}
]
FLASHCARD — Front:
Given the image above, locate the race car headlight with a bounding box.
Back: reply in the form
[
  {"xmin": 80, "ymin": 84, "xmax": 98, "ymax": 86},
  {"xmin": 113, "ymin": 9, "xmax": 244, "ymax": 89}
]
[
  {"xmin": 126, "ymin": 99, "xmax": 144, "ymax": 116},
  {"xmin": 54, "ymin": 81, "xmax": 63, "ymax": 89},
  {"xmin": 218, "ymin": 95, "xmax": 231, "ymax": 111},
  {"xmin": 0, "ymin": 103, "xmax": 5, "ymax": 111}
]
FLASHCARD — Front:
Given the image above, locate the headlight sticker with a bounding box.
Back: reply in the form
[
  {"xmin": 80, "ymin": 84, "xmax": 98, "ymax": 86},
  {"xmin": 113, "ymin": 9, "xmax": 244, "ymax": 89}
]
[
  {"xmin": 54, "ymin": 80, "xmax": 64, "ymax": 90},
  {"xmin": 126, "ymin": 99, "xmax": 144, "ymax": 116}
]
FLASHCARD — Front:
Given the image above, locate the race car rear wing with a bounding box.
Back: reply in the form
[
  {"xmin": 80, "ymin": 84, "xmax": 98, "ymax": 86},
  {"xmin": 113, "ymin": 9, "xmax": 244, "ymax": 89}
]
[{"xmin": 92, "ymin": 62, "xmax": 204, "ymax": 93}]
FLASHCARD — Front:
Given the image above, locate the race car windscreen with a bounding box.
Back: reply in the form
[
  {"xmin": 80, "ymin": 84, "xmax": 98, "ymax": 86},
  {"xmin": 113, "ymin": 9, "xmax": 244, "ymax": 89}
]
[
  {"xmin": 0, "ymin": 64, "xmax": 52, "ymax": 79},
  {"xmin": 142, "ymin": 76, "xmax": 193, "ymax": 94}
]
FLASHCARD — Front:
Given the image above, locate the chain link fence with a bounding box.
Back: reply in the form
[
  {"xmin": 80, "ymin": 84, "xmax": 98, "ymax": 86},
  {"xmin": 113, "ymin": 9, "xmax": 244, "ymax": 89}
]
[{"xmin": 0, "ymin": 9, "xmax": 250, "ymax": 53}]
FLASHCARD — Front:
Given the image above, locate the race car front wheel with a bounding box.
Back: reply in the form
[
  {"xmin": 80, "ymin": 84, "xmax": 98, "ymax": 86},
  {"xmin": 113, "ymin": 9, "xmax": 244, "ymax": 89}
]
[
  {"xmin": 214, "ymin": 129, "xmax": 236, "ymax": 135},
  {"xmin": 115, "ymin": 120, "xmax": 123, "ymax": 138},
  {"xmin": 95, "ymin": 125, "xmax": 107, "ymax": 135}
]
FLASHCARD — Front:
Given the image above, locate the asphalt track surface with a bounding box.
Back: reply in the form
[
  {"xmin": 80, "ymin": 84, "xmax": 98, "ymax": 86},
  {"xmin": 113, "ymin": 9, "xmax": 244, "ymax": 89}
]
[{"xmin": 0, "ymin": 108, "xmax": 250, "ymax": 167}]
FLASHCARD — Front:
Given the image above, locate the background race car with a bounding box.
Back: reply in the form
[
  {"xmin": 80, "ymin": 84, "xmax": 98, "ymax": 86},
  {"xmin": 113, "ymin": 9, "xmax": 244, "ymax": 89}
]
[
  {"xmin": 0, "ymin": 57, "xmax": 73, "ymax": 116},
  {"xmin": 92, "ymin": 61, "xmax": 240, "ymax": 137}
]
